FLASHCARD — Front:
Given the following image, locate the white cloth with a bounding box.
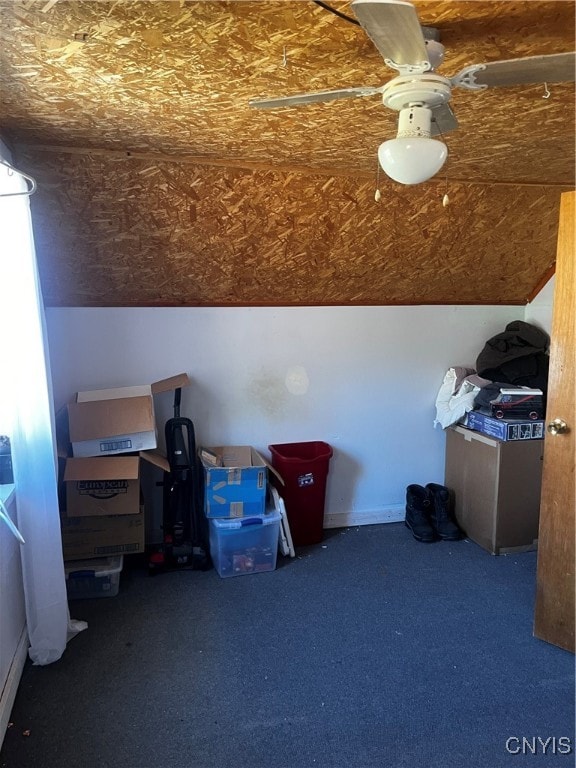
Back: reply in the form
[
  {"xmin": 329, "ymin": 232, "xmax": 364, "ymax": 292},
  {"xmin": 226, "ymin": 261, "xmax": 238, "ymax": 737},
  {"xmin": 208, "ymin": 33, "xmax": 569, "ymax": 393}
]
[
  {"xmin": 434, "ymin": 367, "xmax": 481, "ymax": 429},
  {"xmin": 0, "ymin": 161, "xmax": 78, "ymax": 665}
]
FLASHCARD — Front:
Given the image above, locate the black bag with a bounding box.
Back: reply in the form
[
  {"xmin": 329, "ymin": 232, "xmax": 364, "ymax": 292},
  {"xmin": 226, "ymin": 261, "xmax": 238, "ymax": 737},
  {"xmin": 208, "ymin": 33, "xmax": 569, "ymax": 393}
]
[{"xmin": 476, "ymin": 321, "xmax": 550, "ymax": 394}]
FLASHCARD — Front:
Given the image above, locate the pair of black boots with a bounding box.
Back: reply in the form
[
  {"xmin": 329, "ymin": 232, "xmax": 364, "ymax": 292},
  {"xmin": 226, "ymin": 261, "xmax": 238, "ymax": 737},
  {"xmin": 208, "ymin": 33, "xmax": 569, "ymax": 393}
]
[{"xmin": 405, "ymin": 483, "xmax": 462, "ymax": 543}]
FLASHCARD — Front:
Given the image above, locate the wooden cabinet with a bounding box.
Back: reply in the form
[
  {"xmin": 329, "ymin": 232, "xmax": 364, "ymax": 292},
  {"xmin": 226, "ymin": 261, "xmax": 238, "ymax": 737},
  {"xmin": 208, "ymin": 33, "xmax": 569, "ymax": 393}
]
[{"xmin": 445, "ymin": 426, "xmax": 543, "ymax": 555}]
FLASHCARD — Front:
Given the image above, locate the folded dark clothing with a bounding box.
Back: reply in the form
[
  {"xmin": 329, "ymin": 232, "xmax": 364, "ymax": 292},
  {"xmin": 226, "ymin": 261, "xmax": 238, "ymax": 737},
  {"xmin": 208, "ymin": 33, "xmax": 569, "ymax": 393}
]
[
  {"xmin": 476, "ymin": 321, "xmax": 549, "ymax": 375},
  {"xmin": 478, "ymin": 352, "xmax": 549, "ymax": 393}
]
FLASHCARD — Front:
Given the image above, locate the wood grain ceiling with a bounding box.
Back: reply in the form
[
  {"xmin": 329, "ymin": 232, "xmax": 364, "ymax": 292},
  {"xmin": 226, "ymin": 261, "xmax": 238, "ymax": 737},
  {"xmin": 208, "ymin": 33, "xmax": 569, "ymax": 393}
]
[{"xmin": 0, "ymin": 0, "xmax": 574, "ymax": 307}]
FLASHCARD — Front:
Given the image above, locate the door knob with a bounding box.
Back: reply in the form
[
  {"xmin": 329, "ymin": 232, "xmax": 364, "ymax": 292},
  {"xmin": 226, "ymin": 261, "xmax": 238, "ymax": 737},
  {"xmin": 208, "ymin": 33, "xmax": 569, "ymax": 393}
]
[{"xmin": 547, "ymin": 418, "xmax": 569, "ymax": 436}]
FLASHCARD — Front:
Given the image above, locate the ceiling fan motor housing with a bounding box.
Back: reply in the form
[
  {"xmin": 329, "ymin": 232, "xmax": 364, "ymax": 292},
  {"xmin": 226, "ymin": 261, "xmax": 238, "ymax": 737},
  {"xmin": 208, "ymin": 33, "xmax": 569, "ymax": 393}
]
[{"xmin": 382, "ymin": 74, "xmax": 452, "ymax": 112}]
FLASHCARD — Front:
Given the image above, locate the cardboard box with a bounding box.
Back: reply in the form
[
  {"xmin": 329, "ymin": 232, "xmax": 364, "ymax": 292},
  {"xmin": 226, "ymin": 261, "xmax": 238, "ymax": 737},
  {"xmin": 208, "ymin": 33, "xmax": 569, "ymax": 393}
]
[
  {"xmin": 60, "ymin": 451, "xmax": 171, "ymax": 559},
  {"xmin": 464, "ymin": 411, "xmax": 545, "ymax": 442},
  {"xmin": 201, "ymin": 446, "xmax": 267, "ymax": 518},
  {"xmin": 60, "ymin": 509, "xmax": 145, "ymax": 560},
  {"xmin": 64, "ymin": 456, "xmax": 141, "ymax": 517},
  {"xmin": 68, "ymin": 373, "xmax": 189, "ymax": 458},
  {"xmin": 445, "ymin": 426, "xmax": 543, "ymax": 555}
]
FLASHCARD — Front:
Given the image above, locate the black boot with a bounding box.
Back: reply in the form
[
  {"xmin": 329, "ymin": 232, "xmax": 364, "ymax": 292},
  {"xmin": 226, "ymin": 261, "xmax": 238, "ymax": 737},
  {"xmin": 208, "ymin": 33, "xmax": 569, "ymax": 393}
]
[
  {"xmin": 426, "ymin": 483, "xmax": 462, "ymax": 541},
  {"xmin": 405, "ymin": 485, "xmax": 436, "ymax": 543}
]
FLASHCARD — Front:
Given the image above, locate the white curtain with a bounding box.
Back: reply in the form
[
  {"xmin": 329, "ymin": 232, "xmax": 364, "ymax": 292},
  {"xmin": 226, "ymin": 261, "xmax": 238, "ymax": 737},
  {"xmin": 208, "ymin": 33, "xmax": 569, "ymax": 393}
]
[{"xmin": 0, "ymin": 160, "xmax": 83, "ymax": 665}]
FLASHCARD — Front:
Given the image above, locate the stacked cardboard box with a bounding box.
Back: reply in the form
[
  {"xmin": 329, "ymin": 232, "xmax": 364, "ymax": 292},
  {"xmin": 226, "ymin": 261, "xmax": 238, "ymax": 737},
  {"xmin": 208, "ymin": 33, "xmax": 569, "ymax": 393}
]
[
  {"xmin": 462, "ymin": 411, "xmax": 545, "ymax": 442},
  {"xmin": 200, "ymin": 446, "xmax": 282, "ymax": 577},
  {"xmin": 201, "ymin": 445, "xmax": 268, "ymax": 519},
  {"xmin": 60, "ymin": 373, "xmax": 188, "ymax": 561}
]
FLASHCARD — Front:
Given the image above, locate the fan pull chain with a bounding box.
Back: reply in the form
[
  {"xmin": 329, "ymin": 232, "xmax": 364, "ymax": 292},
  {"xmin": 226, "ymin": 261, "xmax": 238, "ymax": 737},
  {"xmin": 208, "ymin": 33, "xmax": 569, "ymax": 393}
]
[
  {"xmin": 542, "ymin": 82, "xmax": 551, "ymax": 99},
  {"xmin": 438, "ymin": 130, "xmax": 449, "ymax": 208},
  {"xmin": 442, "ymin": 171, "xmax": 450, "ymax": 207},
  {"xmin": 442, "ymin": 168, "xmax": 449, "ymax": 207},
  {"xmin": 374, "ymin": 157, "xmax": 382, "ymax": 202}
]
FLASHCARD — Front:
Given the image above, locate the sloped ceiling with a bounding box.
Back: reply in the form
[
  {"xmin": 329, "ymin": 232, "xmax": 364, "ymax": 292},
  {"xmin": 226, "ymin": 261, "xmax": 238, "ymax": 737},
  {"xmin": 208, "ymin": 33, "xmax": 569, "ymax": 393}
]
[{"xmin": 0, "ymin": 0, "xmax": 574, "ymax": 306}]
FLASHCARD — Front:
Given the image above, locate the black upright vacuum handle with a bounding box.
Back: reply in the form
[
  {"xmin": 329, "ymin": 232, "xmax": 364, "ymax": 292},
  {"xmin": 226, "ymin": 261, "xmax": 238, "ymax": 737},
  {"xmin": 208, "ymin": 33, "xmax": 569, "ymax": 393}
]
[
  {"xmin": 173, "ymin": 387, "xmax": 182, "ymax": 419},
  {"xmin": 165, "ymin": 417, "xmax": 195, "ymax": 472}
]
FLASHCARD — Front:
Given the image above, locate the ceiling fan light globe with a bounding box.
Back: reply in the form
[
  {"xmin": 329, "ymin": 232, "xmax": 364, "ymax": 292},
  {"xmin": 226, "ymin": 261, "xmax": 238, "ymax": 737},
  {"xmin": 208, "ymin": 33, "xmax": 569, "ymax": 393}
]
[{"xmin": 378, "ymin": 138, "xmax": 448, "ymax": 185}]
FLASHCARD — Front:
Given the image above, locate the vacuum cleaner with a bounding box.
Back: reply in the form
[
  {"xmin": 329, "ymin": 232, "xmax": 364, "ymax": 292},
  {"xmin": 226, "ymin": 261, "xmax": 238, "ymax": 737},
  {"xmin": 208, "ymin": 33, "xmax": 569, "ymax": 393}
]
[{"xmin": 148, "ymin": 387, "xmax": 210, "ymax": 574}]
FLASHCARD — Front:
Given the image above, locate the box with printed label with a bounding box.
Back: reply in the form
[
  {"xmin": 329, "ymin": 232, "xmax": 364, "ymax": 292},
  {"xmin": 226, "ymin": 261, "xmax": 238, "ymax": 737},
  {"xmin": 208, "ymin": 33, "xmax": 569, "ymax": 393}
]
[
  {"xmin": 67, "ymin": 373, "xmax": 189, "ymax": 458},
  {"xmin": 464, "ymin": 411, "xmax": 545, "ymax": 442},
  {"xmin": 60, "ymin": 510, "xmax": 145, "ymax": 560},
  {"xmin": 60, "ymin": 453, "xmax": 170, "ymax": 559},
  {"xmin": 64, "ymin": 456, "xmax": 141, "ymax": 517},
  {"xmin": 201, "ymin": 446, "xmax": 267, "ymax": 518}
]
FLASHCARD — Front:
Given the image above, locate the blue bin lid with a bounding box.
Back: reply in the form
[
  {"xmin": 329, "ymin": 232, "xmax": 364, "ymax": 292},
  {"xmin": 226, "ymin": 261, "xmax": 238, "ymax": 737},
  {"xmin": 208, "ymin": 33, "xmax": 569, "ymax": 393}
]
[{"xmin": 210, "ymin": 510, "xmax": 281, "ymax": 530}]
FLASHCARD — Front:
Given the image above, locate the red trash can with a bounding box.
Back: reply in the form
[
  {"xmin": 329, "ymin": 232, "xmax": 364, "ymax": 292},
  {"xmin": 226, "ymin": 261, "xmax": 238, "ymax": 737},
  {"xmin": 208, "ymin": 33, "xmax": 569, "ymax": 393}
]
[{"xmin": 268, "ymin": 441, "xmax": 333, "ymax": 547}]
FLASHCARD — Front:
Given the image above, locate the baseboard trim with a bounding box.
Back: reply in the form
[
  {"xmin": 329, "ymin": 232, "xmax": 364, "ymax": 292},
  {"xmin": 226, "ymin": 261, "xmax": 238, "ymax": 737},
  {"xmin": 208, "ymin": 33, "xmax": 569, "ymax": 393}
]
[
  {"xmin": 324, "ymin": 505, "xmax": 405, "ymax": 529},
  {"xmin": 0, "ymin": 627, "xmax": 28, "ymax": 751}
]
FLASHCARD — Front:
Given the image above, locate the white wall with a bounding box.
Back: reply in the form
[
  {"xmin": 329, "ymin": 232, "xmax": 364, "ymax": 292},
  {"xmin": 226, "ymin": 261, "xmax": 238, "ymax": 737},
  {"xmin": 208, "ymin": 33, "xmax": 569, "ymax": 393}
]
[
  {"xmin": 524, "ymin": 276, "xmax": 555, "ymax": 335},
  {"xmin": 46, "ymin": 304, "xmax": 527, "ymax": 528}
]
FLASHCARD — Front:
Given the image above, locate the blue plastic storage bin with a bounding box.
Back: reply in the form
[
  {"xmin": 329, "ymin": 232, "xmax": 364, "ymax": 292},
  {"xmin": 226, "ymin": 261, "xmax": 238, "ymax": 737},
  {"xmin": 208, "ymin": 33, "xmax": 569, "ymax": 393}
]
[
  {"xmin": 209, "ymin": 511, "xmax": 281, "ymax": 578},
  {"xmin": 64, "ymin": 555, "xmax": 123, "ymax": 599}
]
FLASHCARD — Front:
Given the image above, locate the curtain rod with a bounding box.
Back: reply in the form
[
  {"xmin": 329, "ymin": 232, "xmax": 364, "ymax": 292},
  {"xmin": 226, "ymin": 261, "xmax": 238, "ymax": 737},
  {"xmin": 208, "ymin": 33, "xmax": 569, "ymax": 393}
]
[{"xmin": 0, "ymin": 158, "xmax": 37, "ymax": 197}]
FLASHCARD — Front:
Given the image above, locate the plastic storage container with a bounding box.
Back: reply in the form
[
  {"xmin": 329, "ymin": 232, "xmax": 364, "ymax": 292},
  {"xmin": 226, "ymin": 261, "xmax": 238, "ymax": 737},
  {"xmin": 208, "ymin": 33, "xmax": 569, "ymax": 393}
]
[
  {"xmin": 209, "ymin": 511, "xmax": 281, "ymax": 578},
  {"xmin": 0, "ymin": 436, "xmax": 14, "ymax": 484},
  {"xmin": 64, "ymin": 555, "xmax": 123, "ymax": 599},
  {"xmin": 268, "ymin": 441, "xmax": 333, "ymax": 547}
]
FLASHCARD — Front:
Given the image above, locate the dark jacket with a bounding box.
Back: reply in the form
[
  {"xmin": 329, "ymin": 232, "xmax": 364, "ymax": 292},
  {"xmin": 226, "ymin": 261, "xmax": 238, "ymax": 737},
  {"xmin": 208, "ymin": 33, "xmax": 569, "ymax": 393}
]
[{"xmin": 475, "ymin": 320, "xmax": 549, "ymax": 393}]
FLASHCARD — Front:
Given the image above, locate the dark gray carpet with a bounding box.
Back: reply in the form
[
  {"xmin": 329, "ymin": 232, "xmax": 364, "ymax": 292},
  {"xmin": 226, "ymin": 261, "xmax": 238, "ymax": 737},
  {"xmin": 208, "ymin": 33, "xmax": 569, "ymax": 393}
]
[{"xmin": 1, "ymin": 523, "xmax": 574, "ymax": 768}]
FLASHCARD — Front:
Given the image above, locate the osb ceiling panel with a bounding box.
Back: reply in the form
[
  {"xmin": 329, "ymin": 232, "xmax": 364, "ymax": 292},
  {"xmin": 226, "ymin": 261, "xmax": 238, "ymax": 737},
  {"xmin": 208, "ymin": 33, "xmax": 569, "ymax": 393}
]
[
  {"xmin": 1, "ymin": 0, "xmax": 575, "ymax": 307},
  {"xmin": 20, "ymin": 147, "xmax": 562, "ymax": 307}
]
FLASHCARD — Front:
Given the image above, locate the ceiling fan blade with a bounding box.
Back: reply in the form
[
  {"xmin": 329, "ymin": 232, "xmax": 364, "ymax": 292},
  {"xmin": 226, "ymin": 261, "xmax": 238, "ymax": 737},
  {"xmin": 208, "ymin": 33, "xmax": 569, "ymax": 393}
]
[
  {"xmin": 452, "ymin": 52, "xmax": 576, "ymax": 90},
  {"xmin": 430, "ymin": 103, "xmax": 458, "ymax": 137},
  {"xmin": 249, "ymin": 86, "xmax": 383, "ymax": 109},
  {"xmin": 351, "ymin": 0, "xmax": 430, "ymax": 69}
]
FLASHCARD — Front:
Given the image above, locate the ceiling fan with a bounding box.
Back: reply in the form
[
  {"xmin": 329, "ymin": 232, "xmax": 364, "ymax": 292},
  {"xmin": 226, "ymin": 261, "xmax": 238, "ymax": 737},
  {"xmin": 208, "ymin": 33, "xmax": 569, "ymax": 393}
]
[{"xmin": 249, "ymin": 0, "xmax": 576, "ymax": 185}]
